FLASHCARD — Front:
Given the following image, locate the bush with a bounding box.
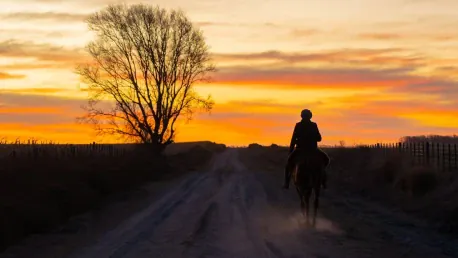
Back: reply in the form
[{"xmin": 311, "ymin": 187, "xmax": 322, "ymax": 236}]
[
  {"xmin": 378, "ymin": 153, "xmax": 406, "ymax": 184},
  {"xmin": 394, "ymin": 166, "xmax": 438, "ymax": 197},
  {"xmin": 248, "ymin": 143, "xmax": 263, "ymax": 149}
]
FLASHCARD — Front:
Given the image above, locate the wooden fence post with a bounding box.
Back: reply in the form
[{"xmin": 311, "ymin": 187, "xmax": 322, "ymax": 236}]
[
  {"xmin": 448, "ymin": 144, "xmax": 452, "ymax": 171},
  {"xmin": 412, "ymin": 143, "xmax": 416, "ymax": 165},
  {"xmin": 453, "ymin": 143, "xmax": 458, "ymax": 169},
  {"xmin": 442, "ymin": 143, "xmax": 446, "ymax": 172},
  {"xmin": 425, "ymin": 142, "xmax": 430, "ymax": 165},
  {"xmin": 436, "ymin": 143, "xmax": 440, "ymax": 168},
  {"xmin": 421, "ymin": 142, "xmax": 424, "ymax": 164},
  {"xmin": 431, "ymin": 142, "xmax": 435, "ymax": 165}
]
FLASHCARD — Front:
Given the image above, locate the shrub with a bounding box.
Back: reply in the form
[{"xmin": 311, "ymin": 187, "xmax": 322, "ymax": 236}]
[
  {"xmin": 248, "ymin": 143, "xmax": 263, "ymax": 149},
  {"xmin": 394, "ymin": 166, "xmax": 438, "ymax": 197}
]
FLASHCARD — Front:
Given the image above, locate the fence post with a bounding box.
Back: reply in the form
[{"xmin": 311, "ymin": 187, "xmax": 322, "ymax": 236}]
[
  {"xmin": 453, "ymin": 143, "xmax": 458, "ymax": 169},
  {"xmin": 448, "ymin": 144, "xmax": 452, "ymax": 171},
  {"xmin": 436, "ymin": 143, "xmax": 440, "ymax": 168},
  {"xmin": 431, "ymin": 142, "xmax": 435, "ymax": 165},
  {"xmin": 425, "ymin": 142, "xmax": 430, "ymax": 165},
  {"xmin": 423, "ymin": 142, "xmax": 427, "ymax": 165},
  {"xmin": 412, "ymin": 143, "xmax": 416, "ymax": 165},
  {"xmin": 420, "ymin": 142, "xmax": 424, "ymax": 164},
  {"xmin": 442, "ymin": 143, "xmax": 446, "ymax": 172}
]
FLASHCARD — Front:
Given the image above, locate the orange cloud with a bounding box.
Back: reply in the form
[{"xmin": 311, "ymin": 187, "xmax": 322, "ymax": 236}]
[
  {"xmin": 0, "ymin": 72, "xmax": 26, "ymax": 79},
  {"xmin": 0, "ymin": 122, "xmax": 99, "ymax": 143},
  {"xmin": 2, "ymin": 87, "xmax": 70, "ymax": 94},
  {"xmin": 398, "ymin": 110, "xmax": 458, "ymax": 128},
  {"xmin": 0, "ymin": 62, "xmax": 67, "ymax": 70},
  {"xmin": 358, "ymin": 33, "xmax": 403, "ymax": 40}
]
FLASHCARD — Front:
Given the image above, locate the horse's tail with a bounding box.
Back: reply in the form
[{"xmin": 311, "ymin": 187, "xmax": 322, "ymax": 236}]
[{"xmin": 318, "ymin": 148, "xmax": 331, "ymax": 167}]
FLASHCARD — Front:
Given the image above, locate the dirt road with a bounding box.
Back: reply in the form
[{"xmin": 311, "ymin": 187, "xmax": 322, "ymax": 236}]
[{"xmin": 2, "ymin": 149, "xmax": 457, "ymax": 258}]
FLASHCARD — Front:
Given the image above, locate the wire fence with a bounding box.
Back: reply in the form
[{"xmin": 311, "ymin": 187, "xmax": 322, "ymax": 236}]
[
  {"xmin": 363, "ymin": 142, "xmax": 458, "ymax": 172},
  {"xmin": 0, "ymin": 142, "xmax": 134, "ymax": 159}
]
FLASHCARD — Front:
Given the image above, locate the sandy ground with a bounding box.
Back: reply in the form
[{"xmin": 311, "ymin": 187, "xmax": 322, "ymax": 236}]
[{"xmin": 1, "ymin": 149, "xmax": 457, "ymax": 258}]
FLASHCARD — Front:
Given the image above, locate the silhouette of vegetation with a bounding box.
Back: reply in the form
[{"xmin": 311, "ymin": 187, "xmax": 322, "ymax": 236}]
[
  {"xmin": 401, "ymin": 135, "xmax": 458, "ymax": 144},
  {"xmin": 248, "ymin": 143, "xmax": 263, "ymax": 149},
  {"xmin": 77, "ymin": 4, "xmax": 215, "ymax": 153},
  {"xmin": 0, "ymin": 140, "xmax": 224, "ymax": 251}
]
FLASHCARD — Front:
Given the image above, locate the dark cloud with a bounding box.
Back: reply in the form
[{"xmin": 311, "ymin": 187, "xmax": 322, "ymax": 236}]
[
  {"xmin": 0, "ymin": 92, "xmax": 85, "ymax": 109},
  {"xmin": 387, "ymin": 80, "xmax": 458, "ymax": 98},
  {"xmin": 1, "ymin": 12, "xmax": 88, "ymax": 22},
  {"xmin": 0, "ymin": 92, "xmax": 114, "ymax": 125},
  {"xmin": 212, "ymin": 48, "xmax": 424, "ymax": 68},
  {"xmin": 211, "ymin": 65, "xmax": 414, "ymax": 89},
  {"xmin": 0, "ymin": 112, "xmax": 73, "ymax": 125},
  {"xmin": 0, "ymin": 40, "xmax": 86, "ymax": 66},
  {"xmin": 0, "ymin": 91, "xmax": 112, "ymax": 109}
]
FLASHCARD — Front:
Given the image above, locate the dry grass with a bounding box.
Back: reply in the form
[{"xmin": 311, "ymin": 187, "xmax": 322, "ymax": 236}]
[
  {"xmin": 240, "ymin": 144, "xmax": 458, "ymax": 235},
  {"xmin": 0, "ymin": 142, "xmax": 225, "ymax": 251}
]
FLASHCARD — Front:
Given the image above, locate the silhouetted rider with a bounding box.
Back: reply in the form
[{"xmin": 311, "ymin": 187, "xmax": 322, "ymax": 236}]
[{"xmin": 283, "ymin": 109, "xmax": 330, "ymax": 189}]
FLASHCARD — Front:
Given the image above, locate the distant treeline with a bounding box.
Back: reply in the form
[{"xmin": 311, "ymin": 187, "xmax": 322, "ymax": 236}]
[{"xmin": 400, "ymin": 135, "xmax": 458, "ymax": 144}]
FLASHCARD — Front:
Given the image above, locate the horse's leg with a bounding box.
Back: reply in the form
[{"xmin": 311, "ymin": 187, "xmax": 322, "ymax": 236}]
[
  {"xmin": 304, "ymin": 189, "xmax": 312, "ymax": 226},
  {"xmin": 295, "ymin": 187, "xmax": 303, "ymax": 215},
  {"xmin": 313, "ymin": 187, "xmax": 321, "ymax": 227}
]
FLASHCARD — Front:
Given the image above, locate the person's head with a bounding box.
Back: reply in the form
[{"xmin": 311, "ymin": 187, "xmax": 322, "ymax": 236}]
[{"xmin": 300, "ymin": 109, "xmax": 312, "ymax": 120}]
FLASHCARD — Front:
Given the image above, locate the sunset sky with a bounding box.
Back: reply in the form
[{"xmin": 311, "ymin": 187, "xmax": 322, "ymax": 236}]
[{"xmin": 1, "ymin": 0, "xmax": 458, "ymax": 146}]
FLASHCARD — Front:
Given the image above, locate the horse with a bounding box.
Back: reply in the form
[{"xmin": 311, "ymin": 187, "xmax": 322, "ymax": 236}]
[{"xmin": 292, "ymin": 150, "xmax": 330, "ymax": 227}]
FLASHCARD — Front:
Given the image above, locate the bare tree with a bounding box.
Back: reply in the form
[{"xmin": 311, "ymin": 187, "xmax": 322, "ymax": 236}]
[{"xmin": 77, "ymin": 4, "xmax": 215, "ymax": 152}]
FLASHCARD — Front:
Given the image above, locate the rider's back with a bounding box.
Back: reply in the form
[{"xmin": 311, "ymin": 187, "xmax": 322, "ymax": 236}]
[{"xmin": 293, "ymin": 120, "xmax": 322, "ymax": 151}]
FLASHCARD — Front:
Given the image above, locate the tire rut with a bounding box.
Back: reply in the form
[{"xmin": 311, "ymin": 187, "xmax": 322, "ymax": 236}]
[{"xmin": 182, "ymin": 202, "xmax": 219, "ymax": 246}]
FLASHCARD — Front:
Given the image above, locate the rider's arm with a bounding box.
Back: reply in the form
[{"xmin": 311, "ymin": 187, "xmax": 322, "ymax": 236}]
[
  {"xmin": 315, "ymin": 123, "xmax": 322, "ymax": 142},
  {"xmin": 289, "ymin": 124, "xmax": 298, "ymax": 153}
]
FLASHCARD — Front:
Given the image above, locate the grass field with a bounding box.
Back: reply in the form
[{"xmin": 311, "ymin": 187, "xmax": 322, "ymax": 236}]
[{"xmin": 0, "ymin": 141, "xmax": 226, "ymax": 251}]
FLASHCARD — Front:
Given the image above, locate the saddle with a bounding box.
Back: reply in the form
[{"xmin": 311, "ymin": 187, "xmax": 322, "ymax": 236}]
[{"xmin": 293, "ymin": 151, "xmax": 325, "ymax": 183}]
